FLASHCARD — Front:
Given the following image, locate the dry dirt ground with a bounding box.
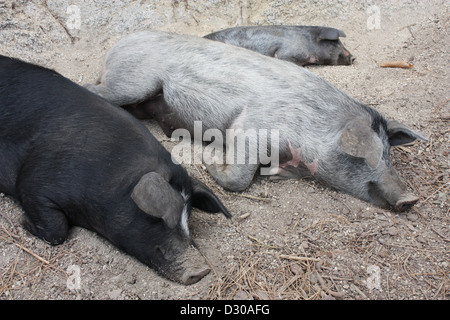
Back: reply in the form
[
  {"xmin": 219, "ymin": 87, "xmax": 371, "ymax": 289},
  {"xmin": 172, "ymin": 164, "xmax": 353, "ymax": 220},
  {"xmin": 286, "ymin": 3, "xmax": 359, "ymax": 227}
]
[{"xmin": 0, "ymin": 0, "xmax": 448, "ymax": 300}]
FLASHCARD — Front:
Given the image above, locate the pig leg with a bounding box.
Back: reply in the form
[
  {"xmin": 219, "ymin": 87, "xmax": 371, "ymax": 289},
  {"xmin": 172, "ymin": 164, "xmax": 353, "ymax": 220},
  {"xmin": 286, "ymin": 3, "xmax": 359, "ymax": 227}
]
[
  {"xmin": 124, "ymin": 94, "xmax": 180, "ymax": 137},
  {"xmin": 203, "ymin": 106, "xmax": 260, "ymax": 191},
  {"xmin": 204, "ymin": 161, "xmax": 259, "ymax": 192},
  {"xmin": 84, "ymin": 71, "xmax": 162, "ymax": 106},
  {"xmin": 203, "ymin": 131, "xmax": 259, "ymax": 191},
  {"xmin": 19, "ymin": 195, "xmax": 69, "ymax": 245},
  {"xmin": 122, "ymin": 94, "xmax": 165, "ymax": 120},
  {"xmin": 84, "ymin": 83, "xmax": 125, "ymax": 105},
  {"xmin": 84, "ymin": 82, "xmax": 154, "ymax": 106}
]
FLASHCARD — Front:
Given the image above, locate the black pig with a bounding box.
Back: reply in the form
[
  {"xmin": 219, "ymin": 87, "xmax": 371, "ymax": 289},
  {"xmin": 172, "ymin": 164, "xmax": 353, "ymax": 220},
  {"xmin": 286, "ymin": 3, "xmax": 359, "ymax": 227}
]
[
  {"xmin": 204, "ymin": 25, "xmax": 355, "ymax": 66},
  {"xmin": 0, "ymin": 55, "xmax": 230, "ymax": 285}
]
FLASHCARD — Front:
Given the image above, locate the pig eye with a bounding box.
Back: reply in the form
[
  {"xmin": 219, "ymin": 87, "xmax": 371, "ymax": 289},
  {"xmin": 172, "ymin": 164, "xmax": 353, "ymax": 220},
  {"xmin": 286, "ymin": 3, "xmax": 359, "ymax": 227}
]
[{"xmin": 155, "ymin": 245, "xmax": 166, "ymax": 261}]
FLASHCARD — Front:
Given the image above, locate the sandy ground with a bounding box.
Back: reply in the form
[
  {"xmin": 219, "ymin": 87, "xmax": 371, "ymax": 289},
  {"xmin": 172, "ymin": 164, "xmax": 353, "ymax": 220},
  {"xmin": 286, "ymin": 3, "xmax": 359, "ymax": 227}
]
[{"xmin": 0, "ymin": 0, "xmax": 448, "ymax": 300}]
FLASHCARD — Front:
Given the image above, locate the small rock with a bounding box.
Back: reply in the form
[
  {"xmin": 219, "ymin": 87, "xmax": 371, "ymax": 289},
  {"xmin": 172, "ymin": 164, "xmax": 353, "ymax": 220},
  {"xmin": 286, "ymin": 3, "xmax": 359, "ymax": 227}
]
[
  {"xmin": 255, "ymin": 290, "xmax": 270, "ymax": 300},
  {"xmin": 233, "ymin": 290, "xmax": 249, "ymax": 300},
  {"xmin": 108, "ymin": 289, "xmax": 122, "ymax": 299},
  {"xmin": 300, "ymin": 240, "xmax": 309, "ymax": 249},
  {"xmin": 407, "ymin": 213, "xmax": 419, "ymax": 222},
  {"xmin": 360, "ymin": 211, "xmax": 372, "ymax": 219},
  {"xmin": 290, "ymin": 263, "xmax": 303, "ymax": 275},
  {"xmin": 387, "ymin": 227, "xmax": 398, "ymax": 236}
]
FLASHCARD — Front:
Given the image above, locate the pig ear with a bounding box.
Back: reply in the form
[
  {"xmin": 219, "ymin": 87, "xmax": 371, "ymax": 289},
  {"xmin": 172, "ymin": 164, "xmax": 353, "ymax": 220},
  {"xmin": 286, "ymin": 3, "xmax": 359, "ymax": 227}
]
[
  {"xmin": 339, "ymin": 121, "xmax": 383, "ymax": 169},
  {"xmin": 131, "ymin": 172, "xmax": 184, "ymax": 229},
  {"xmin": 386, "ymin": 120, "xmax": 428, "ymax": 146},
  {"xmin": 319, "ymin": 28, "xmax": 346, "ymax": 40},
  {"xmin": 191, "ymin": 179, "xmax": 232, "ymax": 219}
]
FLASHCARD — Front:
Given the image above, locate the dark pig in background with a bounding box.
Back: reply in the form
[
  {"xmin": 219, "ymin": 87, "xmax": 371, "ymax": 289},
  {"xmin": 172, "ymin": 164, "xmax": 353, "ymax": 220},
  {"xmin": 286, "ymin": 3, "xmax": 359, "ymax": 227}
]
[
  {"xmin": 0, "ymin": 55, "xmax": 230, "ymax": 285},
  {"xmin": 204, "ymin": 25, "xmax": 355, "ymax": 66},
  {"xmin": 86, "ymin": 31, "xmax": 427, "ymax": 212}
]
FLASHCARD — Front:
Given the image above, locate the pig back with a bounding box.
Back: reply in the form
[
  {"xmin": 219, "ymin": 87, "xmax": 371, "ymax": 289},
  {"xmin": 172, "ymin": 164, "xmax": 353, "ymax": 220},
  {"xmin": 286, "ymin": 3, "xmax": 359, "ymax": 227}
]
[
  {"xmin": 0, "ymin": 55, "xmax": 172, "ymax": 204},
  {"xmin": 106, "ymin": 32, "xmax": 369, "ymax": 164}
]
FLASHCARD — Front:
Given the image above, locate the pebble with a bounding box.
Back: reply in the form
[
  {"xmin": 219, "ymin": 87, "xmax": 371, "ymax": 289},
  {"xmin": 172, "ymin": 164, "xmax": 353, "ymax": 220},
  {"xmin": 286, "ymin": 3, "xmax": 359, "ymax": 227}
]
[
  {"xmin": 108, "ymin": 289, "xmax": 122, "ymax": 299},
  {"xmin": 360, "ymin": 211, "xmax": 373, "ymax": 219},
  {"xmin": 290, "ymin": 263, "xmax": 303, "ymax": 275},
  {"xmin": 233, "ymin": 290, "xmax": 249, "ymax": 300},
  {"xmin": 407, "ymin": 213, "xmax": 419, "ymax": 222},
  {"xmin": 300, "ymin": 240, "xmax": 309, "ymax": 249},
  {"xmin": 387, "ymin": 227, "xmax": 398, "ymax": 236}
]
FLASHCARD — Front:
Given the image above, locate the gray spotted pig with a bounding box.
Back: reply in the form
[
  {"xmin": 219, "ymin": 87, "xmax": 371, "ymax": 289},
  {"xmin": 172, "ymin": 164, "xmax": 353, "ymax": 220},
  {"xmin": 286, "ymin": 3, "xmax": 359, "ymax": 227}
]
[{"xmin": 86, "ymin": 31, "xmax": 427, "ymax": 211}]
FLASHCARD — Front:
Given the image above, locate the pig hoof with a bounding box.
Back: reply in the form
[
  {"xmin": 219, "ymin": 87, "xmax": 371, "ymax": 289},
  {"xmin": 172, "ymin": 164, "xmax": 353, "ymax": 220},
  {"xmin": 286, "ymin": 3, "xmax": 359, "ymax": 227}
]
[
  {"xmin": 181, "ymin": 267, "xmax": 211, "ymax": 285},
  {"xmin": 395, "ymin": 193, "xmax": 419, "ymax": 212}
]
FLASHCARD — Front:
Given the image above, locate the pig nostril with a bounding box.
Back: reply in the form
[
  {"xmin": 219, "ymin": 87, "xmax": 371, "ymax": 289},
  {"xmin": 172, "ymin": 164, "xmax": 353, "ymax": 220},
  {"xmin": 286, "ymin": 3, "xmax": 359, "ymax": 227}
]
[
  {"xmin": 182, "ymin": 267, "xmax": 211, "ymax": 285},
  {"xmin": 396, "ymin": 202, "xmax": 413, "ymax": 212},
  {"xmin": 395, "ymin": 194, "xmax": 419, "ymax": 212}
]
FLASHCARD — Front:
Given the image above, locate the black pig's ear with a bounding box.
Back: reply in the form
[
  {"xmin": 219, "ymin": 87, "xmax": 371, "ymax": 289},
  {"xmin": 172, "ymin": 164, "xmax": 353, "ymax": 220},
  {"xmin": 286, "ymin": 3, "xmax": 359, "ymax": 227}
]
[
  {"xmin": 319, "ymin": 27, "xmax": 346, "ymax": 40},
  {"xmin": 131, "ymin": 172, "xmax": 184, "ymax": 229},
  {"xmin": 191, "ymin": 179, "xmax": 232, "ymax": 219},
  {"xmin": 386, "ymin": 120, "xmax": 428, "ymax": 146}
]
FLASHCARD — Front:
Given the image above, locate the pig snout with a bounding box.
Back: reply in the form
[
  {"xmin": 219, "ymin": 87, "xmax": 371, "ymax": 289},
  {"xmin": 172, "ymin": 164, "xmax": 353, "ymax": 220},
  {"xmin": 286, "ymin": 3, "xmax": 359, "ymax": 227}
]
[
  {"xmin": 169, "ymin": 245, "xmax": 211, "ymax": 285},
  {"xmin": 181, "ymin": 265, "xmax": 211, "ymax": 285},
  {"xmin": 395, "ymin": 193, "xmax": 420, "ymax": 212},
  {"xmin": 338, "ymin": 48, "xmax": 356, "ymax": 65},
  {"xmin": 369, "ymin": 167, "xmax": 419, "ymax": 212}
]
